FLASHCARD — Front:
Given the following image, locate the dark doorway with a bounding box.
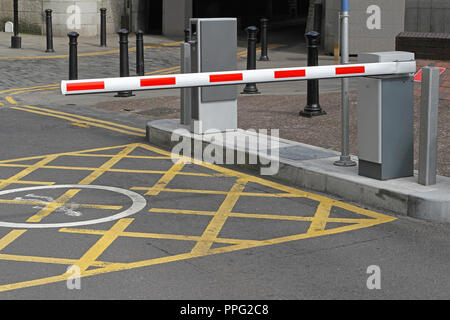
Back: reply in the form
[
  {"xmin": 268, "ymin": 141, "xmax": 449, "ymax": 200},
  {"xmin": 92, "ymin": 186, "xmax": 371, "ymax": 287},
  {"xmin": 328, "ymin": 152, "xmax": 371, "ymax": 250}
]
[{"xmin": 147, "ymin": 0, "xmax": 163, "ymax": 34}]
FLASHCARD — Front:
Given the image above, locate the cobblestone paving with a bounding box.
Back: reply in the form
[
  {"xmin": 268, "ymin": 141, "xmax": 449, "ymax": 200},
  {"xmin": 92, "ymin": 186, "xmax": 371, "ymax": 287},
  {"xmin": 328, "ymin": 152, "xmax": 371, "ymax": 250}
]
[{"xmin": 0, "ymin": 46, "xmax": 181, "ymax": 89}]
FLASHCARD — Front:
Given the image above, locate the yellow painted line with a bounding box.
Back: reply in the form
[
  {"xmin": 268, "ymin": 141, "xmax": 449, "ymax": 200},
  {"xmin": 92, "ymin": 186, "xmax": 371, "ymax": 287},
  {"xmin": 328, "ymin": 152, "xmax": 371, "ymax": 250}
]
[
  {"xmin": 134, "ymin": 187, "xmax": 305, "ymax": 198},
  {"xmin": 0, "ymin": 163, "xmax": 213, "ymax": 177},
  {"xmin": 67, "ymin": 153, "xmax": 171, "ymax": 160},
  {"xmin": 0, "ymin": 41, "xmax": 183, "ymax": 61},
  {"xmin": 0, "ymin": 144, "xmax": 135, "ymax": 165},
  {"xmin": 26, "ymin": 144, "xmax": 138, "ymax": 223},
  {"xmin": 143, "ymin": 158, "xmax": 187, "ymax": 196},
  {"xmin": 0, "ymin": 179, "xmax": 54, "ymax": 185},
  {"xmin": 307, "ymin": 202, "xmax": 332, "ymax": 234},
  {"xmin": 10, "ymin": 86, "xmax": 59, "ymax": 96},
  {"xmin": 0, "ymin": 84, "xmax": 59, "ymax": 95},
  {"xmin": 0, "ymin": 155, "xmax": 58, "ymax": 190},
  {"xmin": 0, "ymin": 142, "xmax": 397, "ymax": 294},
  {"xmin": 5, "ymin": 96, "xmax": 17, "ymax": 105},
  {"xmin": 145, "ymin": 66, "xmax": 180, "ymax": 75},
  {"xmin": 10, "ymin": 106, "xmax": 146, "ymax": 137},
  {"xmin": 26, "ymin": 189, "xmax": 81, "ymax": 223},
  {"xmin": 59, "ymin": 227, "xmax": 262, "ymax": 246},
  {"xmin": 190, "ymin": 178, "xmax": 248, "ymax": 255},
  {"xmin": 0, "ymin": 199, "xmax": 122, "ymax": 211},
  {"xmin": 71, "ymin": 122, "xmax": 89, "ymax": 128},
  {"xmin": 148, "ymin": 207, "xmax": 377, "ymax": 224},
  {"xmin": 0, "ymin": 253, "xmax": 125, "ymax": 268},
  {"xmin": 21, "ymin": 105, "xmax": 146, "ymax": 133},
  {"xmin": 0, "ymin": 230, "xmax": 27, "ymax": 251},
  {"xmin": 75, "ymin": 218, "xmax": 134, "ymax": 272},
  {"xmin": 79, "ymin": 144, "xmax": 139, "ymax": 185}
]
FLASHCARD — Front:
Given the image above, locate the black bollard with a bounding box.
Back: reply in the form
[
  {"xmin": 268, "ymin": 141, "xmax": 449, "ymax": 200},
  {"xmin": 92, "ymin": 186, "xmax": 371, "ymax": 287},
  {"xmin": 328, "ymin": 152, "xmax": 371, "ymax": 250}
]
[
  {"xmin": 184, "ymin": 28, "xmax": 190, "ymax": 43},
  {"xmin": 313, "ymin": 3, "xmax": 323, "ymax": 41},
  {"xmin": 68, "ymin": 32, "xmax": 79, "ymax": 80},
  {"xmin": 136, "ymin": 30, "xmax": 145, "ymax": 76},
  {"xmin": 300, "ymin": 31, "xmax": 326, "ymax": 117},
  {"xmin": 45, "ymin": 9, "xmax": 54, "ymax": 52},
  {"xmin": 242, "ymin": 26, "xmax": 260, "ymax": 94},
  {"xmin": 115, "ymin": 29, "xmax": 133, "ymax": 97},
  {"xmin": 259, "ymin": 18, "xmax": 269, "ymax": 61},
  {"xmin": 100, "ymin": 8, "xmax": 107, "ymax": 47},
  {"xmin": 11, "ymin": 0, "xmax": 21, "ymax": 49}
]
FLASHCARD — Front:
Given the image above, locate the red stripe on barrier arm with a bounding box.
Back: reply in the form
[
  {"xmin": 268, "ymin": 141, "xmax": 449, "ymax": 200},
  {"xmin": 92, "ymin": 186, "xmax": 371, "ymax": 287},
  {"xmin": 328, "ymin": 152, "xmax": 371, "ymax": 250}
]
[
  {"xmin": 335, "ymin": 66, "xmax": 366, "ymax": 75},
  {"xmin": 274, "ymin": 69, "xmax": 306, "ymax": 79},
  {"xmin": 140, "ymin": 77, "xmax": 176, "ymax": 87},
  {"xmin": 209, "ymin": 73, "xmax": 243, "ymax": 83},
  {"xmin": 66, "ymin": 81, "xmax": 105, "ymax": 92}
]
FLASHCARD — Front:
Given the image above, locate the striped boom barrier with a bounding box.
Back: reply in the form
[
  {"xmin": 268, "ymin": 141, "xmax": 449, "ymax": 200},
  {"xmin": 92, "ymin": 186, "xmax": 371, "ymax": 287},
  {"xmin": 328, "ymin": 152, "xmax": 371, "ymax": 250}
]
[{"xmin": 61, "ymin": 61, "xmax": 416, "ymax": 95}]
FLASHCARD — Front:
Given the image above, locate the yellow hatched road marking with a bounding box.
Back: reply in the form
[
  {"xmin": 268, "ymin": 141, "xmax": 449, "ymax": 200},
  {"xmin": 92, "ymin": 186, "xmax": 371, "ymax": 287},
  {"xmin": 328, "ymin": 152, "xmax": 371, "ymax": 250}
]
[
  {"xmin": 0, "ymin": 199, "xmax": 121, "ymax": 210},
  {"xmin": 143, "ymin": 158, "xmax": 186, "ymax": 196},
  {"xmin": 59, "ymin": 227, "xmax": 263, "ymax": 246},
  {"xmin": 307, "ymin": 202, "xmax": 333, "ymax": 234},
  {"xmin": 190, "ymin": 178, "xmax": 248, "ymax": 255},
  {"xmin": 26, "ymin": 189, "xmax": 82, "ymax": 222},
  {"xmin": 0, "ymin": 140, "xmax": 396, "ymax": 293},
  {"xmin": 0, "ymin": 230, "xmax": 27, "ymax": 251},
  {"xmin": 75, "ymin": 218, "xmax": 134, "ymax": 272},
  {"xmin": 148, "ymin": 207, "xmax": 378, "ymax": 224}
]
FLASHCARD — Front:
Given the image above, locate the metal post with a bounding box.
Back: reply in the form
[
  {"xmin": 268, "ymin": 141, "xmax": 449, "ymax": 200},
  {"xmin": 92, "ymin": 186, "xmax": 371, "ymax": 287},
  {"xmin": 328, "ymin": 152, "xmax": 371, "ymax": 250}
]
[
  {"xmin": 136, "ymin": 30, "xmax": 145, "ymax": 76},
  {"xmin": 259, "ymin": 18, "xmax": 269, "ymax": 61},
  {"xmin": 100, "ymin": 8, "xmax": 107, "ymax": 47},
  {"xmin": 68, "ymin": 32, "xmax": 79, "ymax": 80},
  {"xmin": 11, "ymin": 0, "xmax": 21, "ymax": 49},
  {"xmin": 242, "ymin": 26, "xmax": 260, "ymax": 94},
  {"xmin": 45, "ymin": 9, "xmax": 54, "ymax": 52},
  {"xmin": 418, "ymin": 67, "xmax": 440, "ymax": 186},
  {"xmin": 300, "ymin": 31, "xmax": 326, "ymax": 118},
  {"xmin": 334, "ymin": 0, "xmax": 356, "ymax": 167},
  {"xmin": 115, "ymin": 29, "xmax": 133, "ymax": 97},
  {"xmin": 180, "ymin": 40, "xmax": 191, "ymax": 125},
  {"xmin": 184, "ymin": 28, "xmax": 190, "ymax": 43}
]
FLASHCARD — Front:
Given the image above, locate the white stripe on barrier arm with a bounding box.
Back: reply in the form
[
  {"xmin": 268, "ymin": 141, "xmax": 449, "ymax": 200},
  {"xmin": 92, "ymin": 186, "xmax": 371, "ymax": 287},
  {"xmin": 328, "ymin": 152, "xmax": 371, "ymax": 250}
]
[{"xmin": 61, "ymin": 61, "xmax": 416, "ymax": 95}]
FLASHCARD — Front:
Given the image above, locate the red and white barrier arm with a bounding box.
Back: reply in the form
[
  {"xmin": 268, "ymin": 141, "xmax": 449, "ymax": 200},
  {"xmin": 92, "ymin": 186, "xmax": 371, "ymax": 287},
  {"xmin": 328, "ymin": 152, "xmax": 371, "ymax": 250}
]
[{"xmin": 61, "ymin": 61, "xmax": 416, "ymax": 95}]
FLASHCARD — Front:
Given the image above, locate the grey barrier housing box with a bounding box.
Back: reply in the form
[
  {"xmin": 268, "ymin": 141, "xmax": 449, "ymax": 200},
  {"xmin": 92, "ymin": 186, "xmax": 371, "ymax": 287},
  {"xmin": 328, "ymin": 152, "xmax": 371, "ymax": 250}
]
[
  {"xmin": 188, "ymin": 18, "xmax": 238, "ymax": 133},
  {"xmin": 357, "ymin": 51, "xmax": 415, "ymax": 180}
]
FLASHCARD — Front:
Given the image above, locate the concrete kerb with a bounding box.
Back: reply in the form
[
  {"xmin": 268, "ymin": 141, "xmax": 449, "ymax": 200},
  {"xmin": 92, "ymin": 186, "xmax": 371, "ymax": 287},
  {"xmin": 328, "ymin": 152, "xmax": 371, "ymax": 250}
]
[{"xmin": 147, "ymin": 118, "xmax": 450, "ymax": 223}]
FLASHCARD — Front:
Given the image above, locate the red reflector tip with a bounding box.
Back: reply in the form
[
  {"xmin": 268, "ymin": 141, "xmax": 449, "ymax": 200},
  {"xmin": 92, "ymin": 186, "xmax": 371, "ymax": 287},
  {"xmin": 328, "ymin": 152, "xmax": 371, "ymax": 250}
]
[
  {"xmin": 335, "ymin": 66, "xmax": 366, "ymax": 75},
  {"xmin": 274, "ymin": 69, "xmax": 306, "ymax": 78},
  {"xmin": 140, "ymin": 77, "xmax": 176, "ymax": 87},
  {"xmin": 209, "ymin": 73, "xmax": 243, "ymax": 82},
  {"xmin": 66, "ymin": 81, "xmax": 105, "ymax": 92}
]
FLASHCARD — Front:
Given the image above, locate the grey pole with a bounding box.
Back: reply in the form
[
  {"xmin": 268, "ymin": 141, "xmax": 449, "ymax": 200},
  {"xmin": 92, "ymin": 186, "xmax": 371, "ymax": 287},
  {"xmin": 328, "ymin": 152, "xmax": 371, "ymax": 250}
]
[
  {"xmin": 418, "ymin": 67, "xmax": 440, "ymax": 186},
  {"xmin": 334, "ymin": 9, "xmax": 356, "ymax": 167}
]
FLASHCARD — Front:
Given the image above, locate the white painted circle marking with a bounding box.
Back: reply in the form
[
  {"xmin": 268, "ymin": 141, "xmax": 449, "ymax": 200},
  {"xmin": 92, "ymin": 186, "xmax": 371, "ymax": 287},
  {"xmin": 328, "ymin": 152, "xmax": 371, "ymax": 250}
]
[{"xmin": 0, "ymin": 185, "xmax": 147, "ymax": 229}]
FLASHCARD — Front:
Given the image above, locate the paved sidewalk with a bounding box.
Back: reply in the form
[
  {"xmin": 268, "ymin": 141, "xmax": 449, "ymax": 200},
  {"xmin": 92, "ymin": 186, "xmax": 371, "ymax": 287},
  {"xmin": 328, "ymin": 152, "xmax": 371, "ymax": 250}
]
[{"xmin": 1, "ymin": 31, "xmax": 448, "ymax": 177}]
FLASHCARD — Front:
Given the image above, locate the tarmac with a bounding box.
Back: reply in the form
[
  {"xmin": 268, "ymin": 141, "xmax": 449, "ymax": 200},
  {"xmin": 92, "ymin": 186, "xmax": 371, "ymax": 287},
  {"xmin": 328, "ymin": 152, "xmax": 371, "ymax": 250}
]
[{"xmin": 0, "ymin": 26, "xmax": 449, "ymax": 299}]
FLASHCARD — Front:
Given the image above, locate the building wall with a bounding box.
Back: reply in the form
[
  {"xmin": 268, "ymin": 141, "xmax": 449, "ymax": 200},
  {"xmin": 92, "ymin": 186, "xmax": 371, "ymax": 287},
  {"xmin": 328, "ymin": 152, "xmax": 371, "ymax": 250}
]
[
  {"xmin": 405, "ymin": 0, "xmax": 450, "ymax": 33},
  {"xmin": 162, "ymin": 0, "xmax": 192, "ymax": 36},
  {"xmin": 0, "ymin": 0, "xmax": 122, "ymax": 37},
  {"xmin": 324, "ymin": 0, "xmax": 405, "ymax": 55}
]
